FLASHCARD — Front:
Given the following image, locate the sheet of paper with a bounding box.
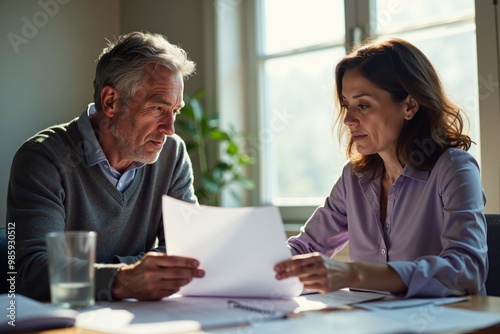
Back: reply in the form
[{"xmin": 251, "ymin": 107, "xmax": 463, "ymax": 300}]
[
  {"xmin": 76, "ymin": 296, "xmax": 299, "ymax": 334},
  {"xmin": 293, "ymin": 289, "xmax": 386, "ymax": 312},
  {"xmin": 162, "ymin": 195, "xmax": 303, "ymax": 298},
  {"xmin": 211, "ymin": 304, "xmax": 500, "ymax": 334},
  {"xmin": 371, "ymin": 304, "xmax": 500, "ymax": 333},
  {"xmin": 76, "ymin": 297, "xmax": 500, "ymax": 334},
  {"xmin": 354, "ymin": 296, "xmax": 471, "ymax": 310},
  {"xmin": 0, "ymin": 293, "xmax": 77, "ymax": 333},
  {"xmin": 210, "ymin": 309, "xmax": 410, "ymax": 334}
]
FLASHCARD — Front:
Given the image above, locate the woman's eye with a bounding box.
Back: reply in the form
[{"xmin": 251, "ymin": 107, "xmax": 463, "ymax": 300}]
[
  {"xmin": 341, "ymin": 104, "xmax": 349, "ymax": 111},
  {"xmin": 358, "ymin": 104, "xmax": 369, "ymax": 110}
]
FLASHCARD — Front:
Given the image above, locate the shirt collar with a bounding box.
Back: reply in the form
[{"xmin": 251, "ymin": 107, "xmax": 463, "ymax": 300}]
[
  {"xmin": 355, "ymin": 162, "xmax": 430, "ymax": 182},
  {"xmin": 401, "ymin": 163, "xmax": 430, "ymax": 182},
  {"xmin": 76, "ymin": 103, "xmax": 145, "ymax": 171},
  {"xmin": 77, "ymin": 103, "xmax": 106, "ymax": 166}
]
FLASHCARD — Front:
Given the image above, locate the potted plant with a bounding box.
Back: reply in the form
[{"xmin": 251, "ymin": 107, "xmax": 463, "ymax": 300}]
[{"xmin": 175, "ymin": 90, "xmax": 255, "ymax": 206}]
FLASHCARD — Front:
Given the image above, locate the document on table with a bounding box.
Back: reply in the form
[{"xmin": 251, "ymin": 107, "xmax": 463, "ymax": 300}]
[
  {"xmin": 370, "ymin": 304, "xmax": 500, "ymax": 334},
  {"xmin": 76, "ymin": 295, "xmax": 300, "ymax": 334},
  {"xmin": 75, "ymin": 295, "xmax": 500, "ymax": 334},
  {"xmin": 162, "ymin": 195, "xmax": 303, "ymax": 298},
  {"xmin": 353, "ymin": 295, "xmax": 471, "ymax": 311},
  {"xmin": 0, "ymin": 294, "xmax": 77, "ymax": 333},
  {"xmin": 74, "ymin": 291, "xmax": 411, "ymax": 334},
  {"xmin": 208, "ymin": 306, "xmax": 500, "ymax": 334},
  {"xmin": 294, "ymin": 289, "xmax": 387, "ymax": 312}
]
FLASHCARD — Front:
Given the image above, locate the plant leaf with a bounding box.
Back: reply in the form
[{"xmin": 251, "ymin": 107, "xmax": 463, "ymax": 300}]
[
  {"xmin": 190, "ymin": 98, "xmax": 204, "ymax": 123},
  {"xmin": 210, "ymin": 129, "xmax": 230, "ymax": 141},
  {"xmin": 201, "ymin": 174, "xmax": 220, "ymax": 193}
]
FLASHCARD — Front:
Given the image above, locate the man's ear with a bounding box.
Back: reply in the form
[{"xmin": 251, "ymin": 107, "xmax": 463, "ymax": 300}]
[
  {"xmin": 404, "ymin": 95, "xmax": 420, "ymax": 120},
  {"xmin": 100, "ymin": 86, "xmax": 119, "ymax": 117}
]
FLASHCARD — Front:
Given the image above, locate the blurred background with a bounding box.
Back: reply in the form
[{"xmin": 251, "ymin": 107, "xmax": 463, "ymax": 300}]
[{"xmin": 1, "ymin": 0, "xmax": 499, "ymax": 230}]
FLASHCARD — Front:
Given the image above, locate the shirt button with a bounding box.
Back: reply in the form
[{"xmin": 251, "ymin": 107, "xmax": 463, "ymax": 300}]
[
  {"xmin": 381, "ymin": 248, "xmax": 387, "ymax": 255},
  {"xmin": 385, "ymin": 223, "xmax": 390, "ymax": 229},
  {"xmin": 105, "ymin": 165, "xmax": 109, "ymax": 169}
]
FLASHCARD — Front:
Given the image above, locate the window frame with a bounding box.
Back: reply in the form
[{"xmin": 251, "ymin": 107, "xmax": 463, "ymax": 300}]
[{"xmin": 213, "ymin": 0, "xmax": 500, "ymax": 218}]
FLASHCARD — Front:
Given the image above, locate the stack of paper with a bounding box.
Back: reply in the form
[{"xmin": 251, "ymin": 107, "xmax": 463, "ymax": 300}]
[{"xmin": 76, "ymin": 295, "xmax": 299, "ymax": 334}]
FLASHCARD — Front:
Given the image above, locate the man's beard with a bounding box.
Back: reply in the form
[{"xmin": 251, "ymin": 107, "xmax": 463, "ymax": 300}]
[{"xmin": 109, "ymin": 122, "xmax": 161, "ymax": 165}]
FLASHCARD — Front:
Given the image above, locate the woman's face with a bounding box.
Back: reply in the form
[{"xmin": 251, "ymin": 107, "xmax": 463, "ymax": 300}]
[{"xmin": 341, "ymin": 68, "xmax": 415, "ymax": 159}]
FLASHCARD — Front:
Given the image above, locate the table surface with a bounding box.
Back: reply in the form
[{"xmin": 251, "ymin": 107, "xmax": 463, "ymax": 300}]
[{"xmin": 24, "ymin": 295, "xmax": 500, "ymax": 334}]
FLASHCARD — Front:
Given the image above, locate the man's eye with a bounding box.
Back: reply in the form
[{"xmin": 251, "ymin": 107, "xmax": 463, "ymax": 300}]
[{"xmin": 151, "ymin": 106, "xmax": 165, "ymax": 117}]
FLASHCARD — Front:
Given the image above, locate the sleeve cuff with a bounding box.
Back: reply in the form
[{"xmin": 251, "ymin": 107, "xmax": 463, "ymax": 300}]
[
  {"xmin": 387, "ymin": 261, "xmax": 415, "ymax": 298},
  {"xmin": 94, "ymin": 263, "xmax": 127, "ymax": 301}
]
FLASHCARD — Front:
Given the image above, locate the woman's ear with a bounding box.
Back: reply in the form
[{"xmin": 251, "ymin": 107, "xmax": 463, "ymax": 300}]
[
  {"xmin": 100, "ymin": 86, "xmax": 119, "ymax": 117},
  {"xmin": 404, "ymin": 95, "xmax": 420, "ymax": 120}
]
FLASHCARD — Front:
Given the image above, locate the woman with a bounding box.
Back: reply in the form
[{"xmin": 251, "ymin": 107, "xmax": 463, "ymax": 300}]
[{"xmin": 274, "ymin": 37, "xmax": 488, "ymax": 297}]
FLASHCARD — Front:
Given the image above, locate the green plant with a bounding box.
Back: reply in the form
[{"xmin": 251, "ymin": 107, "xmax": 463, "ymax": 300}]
[{"xmin": 176, "ymin": 90, "xmax": 255, "ymax": 206}]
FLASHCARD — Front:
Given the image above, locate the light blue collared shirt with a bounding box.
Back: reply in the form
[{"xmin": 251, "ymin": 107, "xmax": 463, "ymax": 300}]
[{"xmin": 76, "ymin": 103, "xmax": 145, "ymax": 192}]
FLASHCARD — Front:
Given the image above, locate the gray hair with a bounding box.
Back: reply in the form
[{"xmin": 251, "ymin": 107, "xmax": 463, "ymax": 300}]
[{"xmin": 93, "ymin": 31, "xmax": 196, "ymax": 110}]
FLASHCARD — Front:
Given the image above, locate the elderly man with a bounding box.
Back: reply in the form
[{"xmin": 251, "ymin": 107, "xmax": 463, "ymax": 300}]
[{"xmin": 8, "ymin": 31, "xmax": 205, "ymax": 301}]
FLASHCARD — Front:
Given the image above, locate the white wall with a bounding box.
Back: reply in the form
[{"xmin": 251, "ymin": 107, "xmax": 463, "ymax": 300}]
[
  {"xmin": 120, "ymin": 0, "xmax": 207, "ymax": 95},
  {"xmin": 476, "ymin": 1, "xmax": 500, "ymax": 213},
  {"xmin": 0, "ymin": 0, "xmax": 211, "ymax": 227},
  {"xmin": 0, "ymin": 0, "xmax": 120, "ymax": 227}
]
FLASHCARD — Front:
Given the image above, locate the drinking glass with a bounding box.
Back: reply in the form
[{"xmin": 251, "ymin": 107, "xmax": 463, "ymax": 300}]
[{"xmin": 46, "ymin": 231, "xmax": 96, "ymax": 309}]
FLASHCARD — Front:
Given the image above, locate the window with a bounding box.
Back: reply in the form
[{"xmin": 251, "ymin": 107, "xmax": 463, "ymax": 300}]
[
  {"xmin": 251, "ymin": 0, "xmax": 480, "ymax": 221},
  {"xmin": 373, "ymin": 0, "xmax": 479, "ymax": 160},
  {"xmin": 256, "ymin": 0, "xmax": 347, "ymax": 208}
]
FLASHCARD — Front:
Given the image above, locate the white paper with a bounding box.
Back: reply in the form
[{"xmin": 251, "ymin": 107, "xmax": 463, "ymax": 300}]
[
  {"xmin": 372, "ymin": 304, "xmax": 500, "ymax": 333},
  {"xmin": 162, "ymin": 195, "xmax": 303, "ymax": 298},
  {"xmin": 354, "ymin": 296, "xmax": 471, "ymax": 311},
  {"xmin": 0, "ymin": 294, "xmax": 77, "ymax": 333},
  {"xmin": 76, "ymin": 296, "xmax": 299, "ymax": 333},
  {"xmin": 77, "ymin": 307, "xmax": 200, "ymax": 334},
  {"xmin": 210, "ymin": 310, "xmax": 410, "ymax": 334},
  {"xmin": 293, "ymin": 289, "xmax": 386, "ymax": 312},
  {"xmin": 210, "ymin": 304, "xmax": 500, "ymax": 334},
  {"xmin": 75, "ymin": 296, "xmax": 500, "ymax": 334}
]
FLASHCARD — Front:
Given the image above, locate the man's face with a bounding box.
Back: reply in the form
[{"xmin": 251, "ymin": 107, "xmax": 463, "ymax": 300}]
[{"xmin": 110, "ymin": 64, "xmax": 185, "ymax": 167}]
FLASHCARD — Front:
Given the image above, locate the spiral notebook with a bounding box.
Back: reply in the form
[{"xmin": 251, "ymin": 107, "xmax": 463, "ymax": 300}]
[{"xmin": 162, "ymin": 195, "xmax": 303, "ymax": 298}]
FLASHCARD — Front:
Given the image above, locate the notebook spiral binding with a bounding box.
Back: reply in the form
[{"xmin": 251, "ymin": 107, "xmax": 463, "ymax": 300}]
[{"xmin": 227, "ymin": 300, "xmax": 278, "ymax": 315}]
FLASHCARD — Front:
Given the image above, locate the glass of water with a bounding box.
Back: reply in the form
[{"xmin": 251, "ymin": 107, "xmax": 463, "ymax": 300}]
[{"xmin": 45, "ymin": 231, "xmax": 96, "ymax": 309}]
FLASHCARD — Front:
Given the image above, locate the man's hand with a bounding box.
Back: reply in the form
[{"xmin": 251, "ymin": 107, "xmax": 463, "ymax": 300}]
[{"xmin": 112, "ymin": 252, "xmax": 205, "ymax": 300}]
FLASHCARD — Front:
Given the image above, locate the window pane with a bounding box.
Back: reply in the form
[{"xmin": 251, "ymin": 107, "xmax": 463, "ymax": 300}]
[
  {"xmin": 260, "ymin": 0, "xmax": 345, "ymax": 54},
  {"xmin": 256, "ymin": 0, "xmax": 480, "ymax": 208},
  {"xmin": 261, "ymin": 48, "xmax": 347, "ymax": 204},
  {"xmin": 395, "ymin": 28, "xmax": 480, "ymax": 159},
  {"xmin": 373, "ymin": 0, "xmax": 480, "ymax": 161},
  {"xmin": 374, "ymin": 0, "xmax": 474, "ymax": 33}
]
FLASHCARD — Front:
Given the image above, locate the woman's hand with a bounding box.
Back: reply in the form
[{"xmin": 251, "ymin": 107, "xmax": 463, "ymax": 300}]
[
  {"xmin": 275, "ymin": 252, "xmax": 407, "ymax": 294},
  {"xmin": 274, "ymin": 252, "xmax": 359, "ymax": 293}
]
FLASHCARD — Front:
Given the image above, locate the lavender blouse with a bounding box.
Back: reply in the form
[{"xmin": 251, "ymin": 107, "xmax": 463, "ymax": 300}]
[{"xmin": 287, "ymin": 148, "xmax": 488, "ymax": 297}]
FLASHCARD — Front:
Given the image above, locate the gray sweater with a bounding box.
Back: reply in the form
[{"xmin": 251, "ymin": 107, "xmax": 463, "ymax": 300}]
[{"xmin": 7, "ymin": 116, "xmax": 196, "ymax": 301}]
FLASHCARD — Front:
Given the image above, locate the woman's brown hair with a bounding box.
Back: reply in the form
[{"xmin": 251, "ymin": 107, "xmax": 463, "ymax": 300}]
[{"xmin": 334, "ymin": 37, "xmax": 472, "ymax": 176}]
